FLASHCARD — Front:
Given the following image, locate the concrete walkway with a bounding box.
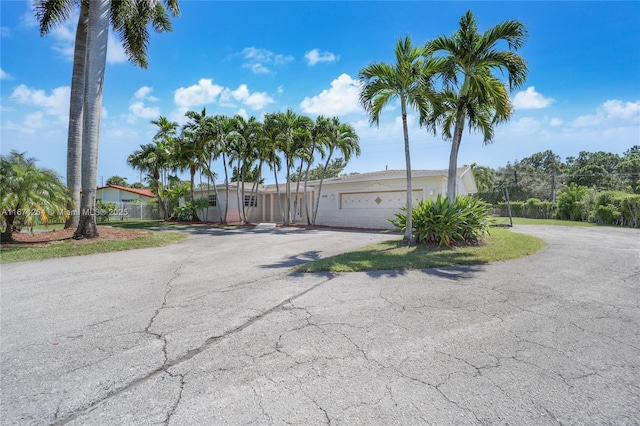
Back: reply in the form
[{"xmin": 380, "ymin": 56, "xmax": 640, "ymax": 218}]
[{"xmin": 1, "ymin": 225, "xmax": 639, "ymax": 425}]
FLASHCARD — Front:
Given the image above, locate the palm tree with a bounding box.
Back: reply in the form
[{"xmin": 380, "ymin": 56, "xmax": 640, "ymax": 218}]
[
  {"xmin": 210, "ymin": 115, "xmax": 235, "ymax": 224},
  {"xmin": 127, "ymin": 117, "xmax": 178, "ymax": 220},
  {"xmin": 311, "ymin": 117, "xmax": 360, "ymax": 225},
  {"xmin": 263, "ymin": 113, "xmax": 286, "ymax": 223},
  {"xmin": 359, "ymin": 36, "xmax": 441, "ymax": 243},
  {"xmin": 228, "ymin": 115, "xmax": 261, "ymax": 223},
  {"xmin": 71, "ymin": 0, "xmax": 111, "ymax": 239},
  {"xmin": 1, "ymin": 151, "xmax": 71, "ymax": 242},
  {"xmin": 302, "ymin": 116, "xmax": 329, "ymax": 224},
  {"xmin": 181, "ymin": 108, "xmax": 218, "ymax": 221},
  {"xmin": 271, "ymin": 110, "xmax": 313, "ymax": 226},
  {"xmin": 428, "ymin": 10, "xmax": 528, "ymax": 200},
  {"xmin": 35, "ymin": 0, "xmax": 180, "ymax": 234}
]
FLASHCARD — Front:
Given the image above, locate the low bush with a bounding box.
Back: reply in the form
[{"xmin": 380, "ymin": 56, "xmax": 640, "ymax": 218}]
[
  {"xmin": 590, "ymin": 191, "xmax": 640, "ymax": 227},
  {"xmin": 494, "ymin": 198, "xmax": 556, "ymax": 219},
  {"xmin": 389, "ymin": 195, "xmax": 492, "ymax": 247}
]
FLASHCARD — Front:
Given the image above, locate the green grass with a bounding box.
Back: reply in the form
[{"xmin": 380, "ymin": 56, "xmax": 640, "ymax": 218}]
[
  {"xmin": 493, "ymin": 217, "xmax": 596, "ymax": 227},
  {"xmin": 294, "ymin": 227, "xmax": 546, "ymax": 273},
  {"xmin": 0, "ymin": 229, "xmax": 187, "ymax": 263}
]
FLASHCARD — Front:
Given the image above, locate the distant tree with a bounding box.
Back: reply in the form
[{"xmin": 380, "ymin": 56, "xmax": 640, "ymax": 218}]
[
  {"xmin": 130, "ymin": 182, "xmax": 146, "ymax": 189},
  {"xmin": 469, "ymin": 163, "xmax": 495, "ymax": 192},
  {"xmin": 105, "ymin": 175, "xmax": 129, "ymax": 187},
  {"xmin": 617, "ymin": 146, "xmax": 640, "ymax": 193},
  {"xmin": 566, "ymin": 151, "xmax": 622, "ymax": 190},
  {"xmin": 307, "ymin": 158, "xmax": 348, "ymax": 181},
  {"xmin": 1, "ymin": 151, "xmax": 71, "ymax": 242}
]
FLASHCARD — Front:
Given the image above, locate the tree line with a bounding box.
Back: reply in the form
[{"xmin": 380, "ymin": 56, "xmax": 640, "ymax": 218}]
[
  {"xmin": 471, "ymin": 146, "xmax": 640, "ymax": 202},
  {"xmin": 127, "ymin": 110, "xmax": 360, "ymax": 226}
]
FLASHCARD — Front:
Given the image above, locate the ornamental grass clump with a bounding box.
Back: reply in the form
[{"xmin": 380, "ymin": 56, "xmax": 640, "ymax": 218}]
[{"xmin": 389, "ymin": 195, "xmax": 492, "ymax": 247}]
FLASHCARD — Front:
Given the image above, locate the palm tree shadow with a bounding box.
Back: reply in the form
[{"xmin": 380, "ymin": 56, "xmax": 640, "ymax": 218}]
[
  {"xmin": 261, "ymin": 250, "xmax": 323, "ymax": 269},
  {"xmin": 421, "ymin": 265, "xmax": 485, "ymax": 281}
]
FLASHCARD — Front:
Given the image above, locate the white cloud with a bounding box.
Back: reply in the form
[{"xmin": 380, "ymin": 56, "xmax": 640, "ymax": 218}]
[
  {"xmin": 174, "ymin": 79, "xmax": 224, "ymax": 111},
  {"xmin": 175, "ymin": 80, "xmax": 273, "ymax": 116},
  {"xmin": 512, "ymin": 86, "xmax": 554, "ymax": 109},
  {"xmin": 0, "ymin": 68, "xmax": 12, "ymax": 79},
  {"xmin": 125, "ymin": 87, "xmax": 162, "ymax": 123},
  {"xmin": 572, "ymin": 100, "xmax": 640, "ymax": 127},
  {"xmin": 300, "ymin": 73, "xmax": 362, "ymax": 115},
  {"xmin": 133, "ymin": 86, "xmax": 158, "ymax": 101},
  {"xmin": 220, "ymin": 84, "xmax": 274, "ymax": 110},
  {"xmin": 549, "ymin": 118, "xmax": 563, "ymax": 126},
  {"xmin": 10, "ymin": 84, "xmax": 70, "ymax": 121},
  {"xmin": 304, "ymin": 48, "xmax": 339, "ymax": 66},
  {"xmin": 1, "ymin": 27, "xmax": 10, "ymax": 37},
  {"xmin": 240, "ymin": 47, "xmax": 293, "ymax": 74},
  {"xmin": 236, "ymin": 108, "xmax": 248, "ymax": 120}
]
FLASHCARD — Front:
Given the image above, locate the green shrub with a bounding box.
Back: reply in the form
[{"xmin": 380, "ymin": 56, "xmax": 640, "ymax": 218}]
[
  {"xmin": 556, "ymin": 184, "xmax": 591, "ymax": 221},
  {"xmin": 589, "ymin": 191, "xmax": 640, "ymax": 227},
  {"xmin": 96, "ymin": 201, "xmax": 117, "ymax": 222},
  {"xmin": 389, "ymin": 195, "xmax": 492, "ymax": 247},
  {"xmin": 494, "ymin": 198, "xmax": 556, "ymax": 219}
]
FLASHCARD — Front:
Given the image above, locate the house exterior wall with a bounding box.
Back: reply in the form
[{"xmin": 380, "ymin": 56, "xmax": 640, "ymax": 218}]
[
  {"xmin": 96, "ymin": 188, "xmax": 149, "ymax": 203},
  {"xmin": 193, "ymin": 189, "xmax": 263, "ymax": 223},
  {"xmin": 187, "ymin": 169, "xmax": 476, "ymax": 229},
  {"xmin": 312, "ymin": 175, "xmax": 446, "ymax": 229}
]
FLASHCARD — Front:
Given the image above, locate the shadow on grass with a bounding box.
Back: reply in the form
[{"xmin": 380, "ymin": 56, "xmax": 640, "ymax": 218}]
[{"xmin": 295, "ymin": 239, "xmax": 494, "ymax": 275}]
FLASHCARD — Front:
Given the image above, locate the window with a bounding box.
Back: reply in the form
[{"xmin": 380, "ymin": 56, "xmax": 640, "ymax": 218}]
[
  {"xmin": 208, "ymin": 194, "xmax": 217, "ymax": 207},
  {"xmin": 244, "ymin": 195, "xmax": 257, "ymax": 207},
  {"xmin": 122, "ymin": 199, "xmax": 134, "ymax": 203}
]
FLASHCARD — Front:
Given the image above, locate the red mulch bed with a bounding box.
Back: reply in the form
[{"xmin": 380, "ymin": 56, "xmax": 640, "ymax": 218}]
[{"xmin": 2, "ymin": 227, "xmax": 146, "ymax": 246}]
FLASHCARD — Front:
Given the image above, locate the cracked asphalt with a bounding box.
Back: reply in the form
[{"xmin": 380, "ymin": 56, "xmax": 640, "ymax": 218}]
[{"xmin": 1, "ymin": 225, "xmax": 639, "ymax": 425}]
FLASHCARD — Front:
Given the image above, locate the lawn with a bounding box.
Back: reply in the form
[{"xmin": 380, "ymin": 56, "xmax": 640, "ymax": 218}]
[
  {"xmin": 0, "ymin": 226, "xmax": 187, "ymax": 263},
  {"xmin": 294, "ymin": 227, "xmax": 546, "ymax": 273},
  {"xmin": 498, "ymin": 217, "xmax": 597, "ymax": 227}
]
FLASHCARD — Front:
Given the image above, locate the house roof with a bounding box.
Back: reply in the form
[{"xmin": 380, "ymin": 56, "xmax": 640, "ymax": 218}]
[
  {"xmin": 320, "ymin": 168, "xmax": 470, "ymax": 185},
  {"xmin": 96, "ymin": 184, "xmax": 154, "ymax": 198},
  {"xmin": 190, "ymin": 167, "xmax": 474, "ymax": 194}
]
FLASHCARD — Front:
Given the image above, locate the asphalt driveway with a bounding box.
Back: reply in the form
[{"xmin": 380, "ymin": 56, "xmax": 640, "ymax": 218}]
[{"xmin": 1, "ymin": 225, "xmax": 639, "ymax": 425}]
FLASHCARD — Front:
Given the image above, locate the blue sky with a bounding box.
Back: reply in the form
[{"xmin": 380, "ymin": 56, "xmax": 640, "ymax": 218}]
[{"xmin": 1, "ymin": 1, "xmax": 639, "ymax": 185}]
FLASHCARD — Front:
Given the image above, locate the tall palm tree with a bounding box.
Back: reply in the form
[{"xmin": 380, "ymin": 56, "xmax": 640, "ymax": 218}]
[
  {"xmin": 311, "ymin": 117, "xmax": 360, "ymax": 225},
  {"xmin": 359, "ymin": 36, "xmax": 441, "ymax": 243},
  {"xmin": 210, "ymin": 115, "xmax": 235, "ymax": 224},
  {"xmin": 263, "ymin": 113, "xmax": 286, "ymax": 223},
  {"xmin": 181, "ymin": 107, "xmax": 218, "ymax": 221},
  {"xmin": 428, "ymin": 10, "xmax": 528, "ymax": 200},
  {"xmin": 271, "ymin": 110, "xmax": 313, "ymax": 226},
  {"xmin": 72, "ymin": 0, "xmax": 111, "ymax": 239},
  {"xmin": 228, "ymin": 115, "xmax": 261, "ymax": 223},
  {"xmin": 127, "ymin": 117, "xmax": 178, "ymax": 220},
  {"xmin": 302, "ymin": 116, "xmax": 329, "ymax": 224},
  {"xmin": 1, "ymin": 151, "xmax": 71, "ymax": 242},
  {"xmin": 35, "ymin": 0, "xmax": 180, "ymax": 234}
]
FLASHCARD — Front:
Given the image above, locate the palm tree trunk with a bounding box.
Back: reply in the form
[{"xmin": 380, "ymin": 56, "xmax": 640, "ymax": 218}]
[
  {"xmin": 273, "ymin": 167, "xmax": 285, "ymax": 223},
  {"xmin": 292, "ymin": 158, "xmax": 305, "ymax": 223},
  {"xmin": 1, "ymin": 213, "xmax": 16, "ymax": 242},
  {"xmin": 447, "ymin": 96, "xmax": 467, "ymax": 200},
  {"xmin": 74, "ymin": 0, "xmax": 109, "ymax": 240},
  {"xmin": 222, "ymin": 151, "xmax": 229, "ymax": 224},
  {"xmin": 65, "ymin": 2, "xmax": 88, "ymax": 229},
  {"xmin": 247, "ymin": 160, "xmax": 262, "ymax": 222},
  {"xmin": 189, "ymin": 164, "xmax": 200, "ymax": 222},
  {"xmin": 312, "ymin": 149, "xmax": 334, "ymax": 226},
  {"xmin": 284, "ymin": 159, "xmax": 291, "ymax": 226},
  {"xmin": 401, "ymin": 99, "xmax": 414, "ymax": 244}
]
